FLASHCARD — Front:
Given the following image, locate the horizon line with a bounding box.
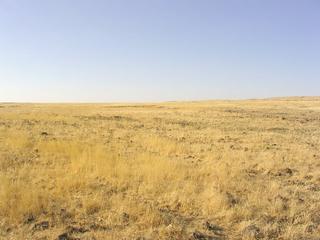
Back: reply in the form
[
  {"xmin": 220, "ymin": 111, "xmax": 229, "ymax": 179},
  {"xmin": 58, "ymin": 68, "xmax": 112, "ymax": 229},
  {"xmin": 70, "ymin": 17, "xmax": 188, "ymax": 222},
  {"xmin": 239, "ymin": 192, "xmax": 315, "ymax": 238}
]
[{"xmin": 1, "ymin": 96, "xmax": 320, "ymax": 105}]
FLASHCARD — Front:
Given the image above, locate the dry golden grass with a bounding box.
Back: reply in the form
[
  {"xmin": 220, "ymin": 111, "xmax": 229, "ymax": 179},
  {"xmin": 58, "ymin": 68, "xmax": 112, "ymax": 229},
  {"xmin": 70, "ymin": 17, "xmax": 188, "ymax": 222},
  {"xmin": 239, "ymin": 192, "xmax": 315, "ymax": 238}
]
[{"xmin": 0, "ymin": 98, "xmax": 320, "ymax": 239}]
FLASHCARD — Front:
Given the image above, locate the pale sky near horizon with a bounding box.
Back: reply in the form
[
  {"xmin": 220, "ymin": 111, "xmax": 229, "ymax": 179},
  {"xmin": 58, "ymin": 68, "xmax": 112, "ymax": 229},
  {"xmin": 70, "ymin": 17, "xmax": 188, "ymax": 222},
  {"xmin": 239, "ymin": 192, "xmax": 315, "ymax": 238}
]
[{"xmin": 0, "ymin": 0, "xmax": 319, "ymax": 102}]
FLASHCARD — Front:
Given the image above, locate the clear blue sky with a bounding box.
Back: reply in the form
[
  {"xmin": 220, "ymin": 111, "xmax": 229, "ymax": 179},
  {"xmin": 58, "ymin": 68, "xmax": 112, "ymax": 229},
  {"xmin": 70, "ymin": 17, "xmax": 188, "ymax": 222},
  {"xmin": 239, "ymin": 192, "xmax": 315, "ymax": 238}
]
[{"xmin": 0, "ymin": 0, "xmax": 319, "ymax": 102}]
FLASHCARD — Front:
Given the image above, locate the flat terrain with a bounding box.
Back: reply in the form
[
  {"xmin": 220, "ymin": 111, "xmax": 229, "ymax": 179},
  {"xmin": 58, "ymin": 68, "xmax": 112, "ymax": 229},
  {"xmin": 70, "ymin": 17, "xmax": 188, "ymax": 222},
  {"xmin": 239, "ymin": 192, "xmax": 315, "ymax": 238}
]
[{"xmin": 0, "ymin": 98, "xmax": 320, "ymax": 240}]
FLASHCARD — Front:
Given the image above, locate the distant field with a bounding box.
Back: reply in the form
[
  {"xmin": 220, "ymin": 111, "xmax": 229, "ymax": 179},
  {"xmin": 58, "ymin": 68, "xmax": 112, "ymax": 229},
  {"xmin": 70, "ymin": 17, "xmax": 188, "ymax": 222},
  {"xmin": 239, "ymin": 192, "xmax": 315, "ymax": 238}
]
[{"xmin": 0, "ymin": 98, "xmax": 319, "ymax": 239}]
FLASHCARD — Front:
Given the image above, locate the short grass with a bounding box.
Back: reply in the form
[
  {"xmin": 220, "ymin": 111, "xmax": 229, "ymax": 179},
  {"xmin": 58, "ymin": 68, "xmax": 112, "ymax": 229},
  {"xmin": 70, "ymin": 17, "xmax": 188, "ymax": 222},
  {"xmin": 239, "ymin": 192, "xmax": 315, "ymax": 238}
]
[{"xmin": 0, "ymin": 98, "xmax": 319, "ymax": 239}]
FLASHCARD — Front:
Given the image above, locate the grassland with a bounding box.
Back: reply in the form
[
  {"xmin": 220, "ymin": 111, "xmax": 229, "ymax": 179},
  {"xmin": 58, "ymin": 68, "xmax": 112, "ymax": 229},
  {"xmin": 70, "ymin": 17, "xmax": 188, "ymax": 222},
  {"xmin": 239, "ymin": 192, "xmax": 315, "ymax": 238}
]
[{"xmin": 0, "ymin": 98, "xmax": 319, "ymax": 240}]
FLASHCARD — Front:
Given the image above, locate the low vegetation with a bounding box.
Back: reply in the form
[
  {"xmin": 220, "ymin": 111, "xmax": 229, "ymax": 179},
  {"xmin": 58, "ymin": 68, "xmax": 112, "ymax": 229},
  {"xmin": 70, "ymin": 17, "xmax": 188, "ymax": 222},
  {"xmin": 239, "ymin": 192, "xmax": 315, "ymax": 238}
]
[{"xmin": 0, "ymin": 98, "xmax": 319, "ymax": 239}]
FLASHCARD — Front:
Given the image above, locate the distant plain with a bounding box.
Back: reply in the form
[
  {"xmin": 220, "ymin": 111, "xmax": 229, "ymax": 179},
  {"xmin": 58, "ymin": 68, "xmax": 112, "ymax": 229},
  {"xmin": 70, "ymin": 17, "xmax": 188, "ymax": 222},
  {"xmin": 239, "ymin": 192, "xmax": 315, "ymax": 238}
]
[{"xmin": 0, "ymin": 97, "xmax": 319, "ymax": 239}]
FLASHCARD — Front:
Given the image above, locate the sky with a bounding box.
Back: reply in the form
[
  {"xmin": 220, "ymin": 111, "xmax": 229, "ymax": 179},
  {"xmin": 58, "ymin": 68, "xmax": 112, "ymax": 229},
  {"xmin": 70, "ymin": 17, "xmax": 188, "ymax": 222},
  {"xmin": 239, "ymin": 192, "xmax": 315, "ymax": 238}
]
[{"xmin": 0, "ymin": 0, "xmax": 319, "ymax": 102}]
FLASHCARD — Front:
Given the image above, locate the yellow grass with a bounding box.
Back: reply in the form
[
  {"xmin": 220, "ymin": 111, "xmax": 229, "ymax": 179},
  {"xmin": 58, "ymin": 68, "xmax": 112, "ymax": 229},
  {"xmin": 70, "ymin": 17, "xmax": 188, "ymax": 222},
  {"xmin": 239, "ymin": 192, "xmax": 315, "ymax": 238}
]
[{"xmin": 0, "ymin": 98, "xmax": 319, "ymax": 239}]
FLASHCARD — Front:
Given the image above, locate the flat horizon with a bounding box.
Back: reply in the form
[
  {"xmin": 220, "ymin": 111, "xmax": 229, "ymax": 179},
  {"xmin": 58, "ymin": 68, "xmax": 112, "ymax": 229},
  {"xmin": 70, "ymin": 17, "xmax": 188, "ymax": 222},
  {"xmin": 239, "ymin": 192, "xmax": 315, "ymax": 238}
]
[{"xmin": 1, "ymin": 95, "xmax": 320, "ymax": 104}]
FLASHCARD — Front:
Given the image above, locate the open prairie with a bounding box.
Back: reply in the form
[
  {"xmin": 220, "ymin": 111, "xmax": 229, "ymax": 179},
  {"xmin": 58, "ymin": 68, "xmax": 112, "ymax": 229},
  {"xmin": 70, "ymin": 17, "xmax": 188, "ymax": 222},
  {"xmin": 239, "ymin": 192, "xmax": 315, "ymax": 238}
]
[{"xmin": 0, "ymin": 98, "xmax": 320, "ymax": 240}]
